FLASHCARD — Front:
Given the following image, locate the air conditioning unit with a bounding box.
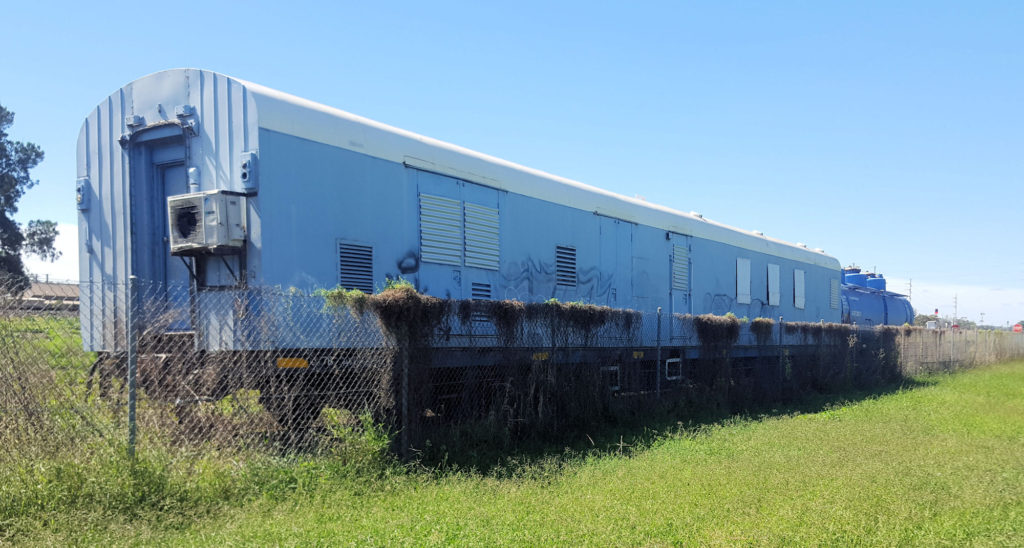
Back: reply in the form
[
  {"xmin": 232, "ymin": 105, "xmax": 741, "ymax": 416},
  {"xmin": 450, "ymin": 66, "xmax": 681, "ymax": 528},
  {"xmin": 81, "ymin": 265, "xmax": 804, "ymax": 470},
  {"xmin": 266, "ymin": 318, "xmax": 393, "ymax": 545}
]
[{"xmin": 167, "ymin": 190, "xmax": 245, "ymax": 255}]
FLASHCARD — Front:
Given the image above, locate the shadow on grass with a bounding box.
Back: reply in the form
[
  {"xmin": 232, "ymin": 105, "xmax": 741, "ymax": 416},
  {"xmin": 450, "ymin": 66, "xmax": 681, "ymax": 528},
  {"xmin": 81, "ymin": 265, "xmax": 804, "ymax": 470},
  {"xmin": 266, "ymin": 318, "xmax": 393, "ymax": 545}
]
[{"xmin": 410, "ymin": 375, "xmax": 937, "ymax": 476}]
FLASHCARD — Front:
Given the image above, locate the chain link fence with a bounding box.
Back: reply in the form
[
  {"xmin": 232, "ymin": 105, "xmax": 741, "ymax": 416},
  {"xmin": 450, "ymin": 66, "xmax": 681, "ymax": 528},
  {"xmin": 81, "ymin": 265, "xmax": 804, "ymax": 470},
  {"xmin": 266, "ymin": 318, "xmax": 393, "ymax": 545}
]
[{"xmin": 4, "ymin": 278, "xmax": 1024, "ymax": 469}]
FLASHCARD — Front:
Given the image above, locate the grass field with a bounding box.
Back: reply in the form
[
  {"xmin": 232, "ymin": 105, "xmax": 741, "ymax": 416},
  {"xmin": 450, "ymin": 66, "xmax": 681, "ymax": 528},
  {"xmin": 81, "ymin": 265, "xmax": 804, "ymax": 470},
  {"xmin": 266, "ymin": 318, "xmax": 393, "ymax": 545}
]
[{"xmin": 14, "ymin": 360, "xmax": 1022, "ymax": 546}]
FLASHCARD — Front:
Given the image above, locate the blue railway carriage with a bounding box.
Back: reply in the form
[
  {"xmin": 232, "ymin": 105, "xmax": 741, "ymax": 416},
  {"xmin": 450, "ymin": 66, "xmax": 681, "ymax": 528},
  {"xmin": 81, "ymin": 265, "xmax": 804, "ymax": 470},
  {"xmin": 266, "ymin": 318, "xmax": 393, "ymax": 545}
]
[{"xmin": 77, "ymin": 69, "xmax": 842, "ymax": 354}]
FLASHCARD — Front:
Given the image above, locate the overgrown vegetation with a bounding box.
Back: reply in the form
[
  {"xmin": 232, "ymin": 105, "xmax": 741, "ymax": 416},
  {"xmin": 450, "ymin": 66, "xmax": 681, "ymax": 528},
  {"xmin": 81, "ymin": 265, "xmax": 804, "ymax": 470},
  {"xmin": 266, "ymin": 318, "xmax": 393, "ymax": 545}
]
[
  {"xmin": 0, "ymin": 313, "xmax": 397, "ymax": 542},
  {"xmin": 17, "ymin": 361, "xmax": 1024, "ymax": 545},
  {"xmin": 5, "ymin": 291, "xmax": 1024, "ymax": 543}
]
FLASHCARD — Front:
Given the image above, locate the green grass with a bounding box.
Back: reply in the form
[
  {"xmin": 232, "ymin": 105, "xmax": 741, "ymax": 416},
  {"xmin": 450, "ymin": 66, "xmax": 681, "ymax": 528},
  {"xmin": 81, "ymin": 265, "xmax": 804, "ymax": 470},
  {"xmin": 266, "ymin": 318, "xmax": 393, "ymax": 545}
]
[{"xmin": 16, "ymin": 360, "xmax": 1024, "ymax": 546}]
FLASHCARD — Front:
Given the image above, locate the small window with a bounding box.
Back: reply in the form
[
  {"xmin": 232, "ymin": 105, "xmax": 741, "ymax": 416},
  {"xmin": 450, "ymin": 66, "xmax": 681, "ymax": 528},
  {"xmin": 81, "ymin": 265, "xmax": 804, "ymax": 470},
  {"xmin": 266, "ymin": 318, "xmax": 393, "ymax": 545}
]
[
  {"xmin": 338, "ymin": 242, "xmax": 374, "ymax": 293},
  {"xmin": 601, "ymin": 365, "xmax": 621, "ymax": 392},
  {"xmin": 665, "ymin": 358, "xmax": 682, "ymax": 381},
  {"xmin": 830, "ymin": 278, "xmax": 840, "ymax": 309},
  {"xmin": 672, "ymin": 245, "xmax": 689, "ymax": 292},
  {"xmin": 736, "ymin": 257, "xmax": 751, "ymax": 304},
  {"xmin": 794, "ymin": 269, "xmax": 806, "ymax": 310},
  {"xmin": 556, "ymin": 245, "xmax": 577, "ymax": 288},
  {"xmin": 767, "ymin": 264, "xmax": 780, "ymax": 306}
]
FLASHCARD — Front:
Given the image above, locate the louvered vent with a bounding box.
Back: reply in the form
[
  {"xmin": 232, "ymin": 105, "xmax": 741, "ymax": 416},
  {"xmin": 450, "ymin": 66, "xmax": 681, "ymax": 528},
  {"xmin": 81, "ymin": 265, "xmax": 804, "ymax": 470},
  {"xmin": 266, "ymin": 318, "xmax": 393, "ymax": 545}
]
[
  {"xmin": 419, "ymin": 193, "xmax": 463, "ymax": 266},
  {"xmin": 470, "ymin": 282, "xmax": 492, "ymax": 323},
  {"xmin": 464, "ymin": 203, "xmax": 500, "ymax": 270},
  {"xmin": 471, "ymin": 282, "xmax": 492, "ymax": 300},
  {"xmin": 556, "ymin": 245, "xmax": 577, "ymax": 287},
  {"xmin": 672, "ymin": 244, "xmax": 689, "ymax": 292},
  {"xmin": 830, "ymin": 278, "xmax": 840, "ymax": 309},
  {"xmin": 338, "ymin": 242, "xmax": 374, "ymax": 293}
]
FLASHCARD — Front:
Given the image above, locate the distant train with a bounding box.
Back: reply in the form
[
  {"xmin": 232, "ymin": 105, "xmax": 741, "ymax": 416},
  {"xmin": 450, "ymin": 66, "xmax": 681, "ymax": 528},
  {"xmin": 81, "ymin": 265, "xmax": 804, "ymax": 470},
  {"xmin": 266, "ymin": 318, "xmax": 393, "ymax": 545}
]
[
  {"xmin": 840, "ymin": 267, "xmax": 914, "ymax": 327},
  {"xmin": 77, "ymin": 69, "xmax": 909, "ymax": 355}
]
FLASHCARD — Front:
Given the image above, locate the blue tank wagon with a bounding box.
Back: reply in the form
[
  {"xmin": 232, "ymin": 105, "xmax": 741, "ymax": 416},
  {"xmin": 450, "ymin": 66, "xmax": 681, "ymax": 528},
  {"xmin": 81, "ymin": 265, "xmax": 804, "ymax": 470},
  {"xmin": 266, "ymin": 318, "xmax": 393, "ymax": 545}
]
[{"xmin": 840, "ymin": 267, "xmax": 914, "ymax": 326}]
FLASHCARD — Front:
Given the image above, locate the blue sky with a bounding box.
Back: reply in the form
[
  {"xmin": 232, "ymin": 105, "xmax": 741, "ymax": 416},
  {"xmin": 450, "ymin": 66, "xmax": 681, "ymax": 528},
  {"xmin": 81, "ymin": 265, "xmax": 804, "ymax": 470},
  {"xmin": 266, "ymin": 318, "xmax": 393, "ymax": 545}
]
[{"xmin": 3, "ymin": 1, "xmax": 1022, "ymax": 325}]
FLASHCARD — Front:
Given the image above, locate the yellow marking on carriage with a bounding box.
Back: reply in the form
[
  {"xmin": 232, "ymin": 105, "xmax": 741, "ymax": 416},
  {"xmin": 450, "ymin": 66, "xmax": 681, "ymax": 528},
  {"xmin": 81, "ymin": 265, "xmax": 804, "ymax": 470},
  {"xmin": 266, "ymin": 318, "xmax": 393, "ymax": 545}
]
[
  {"xmin": 633, "ymin": 351, "xmax": 645, "ymax": 359},
  {"xmin": 532, "ymin": 352, "xmax": 550, "ymax": 361},
  {"xmin": 276, "ymin": 357, "xmax": 309, "ymax": 369}
]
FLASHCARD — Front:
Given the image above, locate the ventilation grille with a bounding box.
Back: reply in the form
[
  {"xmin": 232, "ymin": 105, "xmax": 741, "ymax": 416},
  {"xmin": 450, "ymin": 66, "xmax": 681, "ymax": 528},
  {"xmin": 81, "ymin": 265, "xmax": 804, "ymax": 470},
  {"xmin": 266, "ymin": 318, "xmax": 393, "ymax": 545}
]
[
  {"xmin": 419, "ymin": 194, "xmax": 463, "ymax": 266},
  {"xmin": 471, "ymin": 282, "xmax": 492, "ymax": 300},
  {"xmin": 830, "ymin": 278, "xmax": 840, "ymax": 309},
  {"xmin": 470, "ymin": 282, "xmax": 492, "ymax": 323},
  {"xmin": 672, "ymin": 244, "xmax": 689, "ymax": 292},
  {"xmin": 464, "ymin": 203, "xmax": 500, "ymax": 270},
  {"xmin": 556, "ymin": 245, "xmax": 577, "ymax": 287},
  {"xmin": 338, "ymin": 242, "xmax": 374, "ymax": 293}
]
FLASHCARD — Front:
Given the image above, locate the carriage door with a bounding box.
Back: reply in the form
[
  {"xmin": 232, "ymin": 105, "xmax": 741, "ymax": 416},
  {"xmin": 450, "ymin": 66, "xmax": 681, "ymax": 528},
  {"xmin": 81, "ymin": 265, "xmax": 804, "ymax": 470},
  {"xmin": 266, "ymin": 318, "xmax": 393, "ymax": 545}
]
[
  {"xmin": 158, "ymin": 162, "xmax": 192, "ymax": 330},
  {"xmin": 130, "ymin": 127, "xmax": 192, "ymax": 332}
]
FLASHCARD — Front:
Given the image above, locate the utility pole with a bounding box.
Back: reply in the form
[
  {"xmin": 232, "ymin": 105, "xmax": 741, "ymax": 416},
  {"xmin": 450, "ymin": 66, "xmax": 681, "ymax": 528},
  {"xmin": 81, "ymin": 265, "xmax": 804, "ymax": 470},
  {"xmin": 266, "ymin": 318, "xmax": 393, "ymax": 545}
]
[
  {"xmin": 906, "ymin": 278, "xmax": 912, "ymax": 302},
  {"xmin": 953, "ymin": 294, "xmax": 958, "ymax": 323},
  {"xmin": 980, "ymin": 312, "xmax": 985, "ymax": 326}
]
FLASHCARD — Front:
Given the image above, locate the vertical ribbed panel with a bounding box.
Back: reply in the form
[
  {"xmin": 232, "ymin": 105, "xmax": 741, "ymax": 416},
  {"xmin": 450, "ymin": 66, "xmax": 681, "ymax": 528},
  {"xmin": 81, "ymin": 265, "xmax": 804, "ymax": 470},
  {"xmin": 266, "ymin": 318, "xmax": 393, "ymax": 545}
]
[
  {"xmin": 830, "ymin": 278, "xmax": 840, "ymax": 309},
  {"xmin": 464, "ymin": 202, "xmax": 499, "ymax": 270},
  {"xmin": 556, "ymin": 245, "xmax": 577, "ymax": 287},
  {"xmin": 78, "ymin": 69, "xmax": 259, "ymax": 351},
  {"xmin": 672, "ymin": 244, "xmax": 688, "ymax": 291},
  {"xmin": 419, "ymin": 193, "xmax": 463, "ymax": 266},
  {"xmin": 736, "ymin": 257, "xmax": 751, "ymax": 305},
  {"xmin": 794, "ymin": 269, "xmax": 806, "ymax": 310},
  {"xmin": 768, "ymin": 263, "xmax": 780, "ymax": 306},
  {"xmin": 338, "ymin": 242, "xmax": 374, "ymax": 293}
]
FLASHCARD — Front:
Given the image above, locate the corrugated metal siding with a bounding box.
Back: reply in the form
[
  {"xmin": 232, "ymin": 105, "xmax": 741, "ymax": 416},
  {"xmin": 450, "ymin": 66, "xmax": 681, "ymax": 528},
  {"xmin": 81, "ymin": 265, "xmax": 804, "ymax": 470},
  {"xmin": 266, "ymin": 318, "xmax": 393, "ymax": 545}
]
[
  {"xmin": 464, "ymin": 202, "xmax": 499, "ymax": 270},
  {"xmin": 78, "ymin": 69, "xmax": 259, "ymax": 351},
  {"xmin": 419, "ymin": 193, "xmax": 463, "ymax": 266},
  {"xmin": 830, "ymin": 278, "xmax": 840, "ymax": 309},
  {"xmin": 78, "ymin": 92, "xmax": 131, "ymax": 350}
]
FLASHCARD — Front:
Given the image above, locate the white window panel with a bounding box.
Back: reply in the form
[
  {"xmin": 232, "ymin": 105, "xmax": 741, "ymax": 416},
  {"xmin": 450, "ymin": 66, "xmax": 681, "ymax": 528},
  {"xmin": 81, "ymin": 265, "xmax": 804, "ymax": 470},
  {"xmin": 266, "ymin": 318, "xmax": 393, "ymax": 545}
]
[
  {"xmin": 768, "ymin": 263, "xmax": 780, "ymax": 306},
  {"xmin": 794, "ymin": 269, "xmax": 806, "ymax": 310},
  {"xmin": 736, "ymin": 257, "xmax": 751, "ymax": 304}
]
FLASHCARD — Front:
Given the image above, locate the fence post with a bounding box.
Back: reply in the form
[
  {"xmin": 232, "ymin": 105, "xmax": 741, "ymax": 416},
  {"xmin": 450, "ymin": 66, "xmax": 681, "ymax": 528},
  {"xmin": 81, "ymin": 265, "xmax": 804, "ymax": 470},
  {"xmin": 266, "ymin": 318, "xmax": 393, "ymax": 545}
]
[
  {"xmin": 126, "ymin": 275, "xmax": 138, "ymax": 460},
  {"xmin": 950, "ymin": 328, "xmax": 955, "ymax": 368},
  {"xmin": 399, "ymin": 345, "xmax": 409, "ymax": 459},
  {"xmin": 777, "ymin": 316, "xmax": 784, "ymax": 382},
  {"xmin": 655, "ymin": 307, "xmax": 662, "ymax": 399}
]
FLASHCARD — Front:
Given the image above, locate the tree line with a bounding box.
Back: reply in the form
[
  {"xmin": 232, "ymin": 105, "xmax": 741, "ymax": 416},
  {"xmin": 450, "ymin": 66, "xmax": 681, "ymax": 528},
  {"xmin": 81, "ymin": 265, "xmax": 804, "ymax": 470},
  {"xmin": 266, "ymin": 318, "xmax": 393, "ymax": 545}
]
[{"xmin": 0, "ymin": 104, "xmax": 59, "ymax": 289}]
